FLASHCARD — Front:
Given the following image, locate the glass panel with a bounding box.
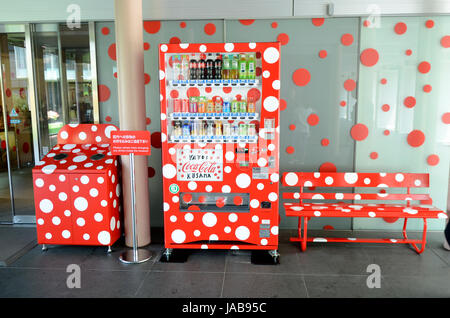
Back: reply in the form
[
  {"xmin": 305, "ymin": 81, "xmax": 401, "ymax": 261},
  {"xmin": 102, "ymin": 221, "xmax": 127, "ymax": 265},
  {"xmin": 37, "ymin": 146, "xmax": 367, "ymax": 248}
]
[
  {"xmin": 0, "ymin": 30, "xmax": 34, "ymax": 222},
  {"xmin": 179, "ymin": 192, "xmax": 250, "ymax": 212}
]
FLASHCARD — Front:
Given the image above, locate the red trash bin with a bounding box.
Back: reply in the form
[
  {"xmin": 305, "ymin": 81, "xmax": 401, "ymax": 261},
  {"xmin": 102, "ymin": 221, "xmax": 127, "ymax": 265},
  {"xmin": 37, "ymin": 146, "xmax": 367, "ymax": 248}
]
[{"xmin": 32, "ymin": 124, "xmax": 122, "ymax": 250}]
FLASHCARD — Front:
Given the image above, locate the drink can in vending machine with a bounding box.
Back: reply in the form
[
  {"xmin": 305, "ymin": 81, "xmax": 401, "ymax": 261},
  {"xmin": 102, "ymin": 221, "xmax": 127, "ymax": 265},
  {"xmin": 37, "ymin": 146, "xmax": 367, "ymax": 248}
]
[
  {"xmin": 248, "ymin": 123, "xmax": 256, "ymax": 136},
  {"xmin": 182, "ymin": 122, "xmax": 190, "ymax": 136},
  {"xmin": 223, "ymin": 123, "xmax": 231, "ymax": 136},
  {"xmin": 173, "ymin": 98, "xmax": 181, "ymax": 113},
  {"xmin": 231, "ymin": 100, "xmax": 239, "ymax": 113},
  {"xmin": 232, "ymin": 123, "xmax": 239, "ymax": 136},
  {"xmin": 181, "ymin": 99, "xmax": 189, "ymax": 113},
  {"xmin": 239, "ymin": 123, "xmax": 248, "ymax": 136},
  {"xmin": 206, "ymin": 121, "xmax": 215, "ymax": 135},
  {"xmin": 206, "ymin": 100, "xmax": 214, "ymax": 113},
  {"xmin": 173, "ymin": 121, "xmax": 182, "ymax": 136},
  {"xmin": 239, "ymin": 100, "xmax": 247, "ymax": 113},
  {"xmin": 223, "ymin": 98, "xmax": 231, "ymax": 113},
  {"xmin": 189, "ymin": 96, "xmax": 198, "ymax": 113},
  {"xmin": 215, "ymin": 121, "xmax": 222, "ymax": 136},
  {"xmin": 247, "ymin": 97, "xmax": 256, "ymax": 113}
]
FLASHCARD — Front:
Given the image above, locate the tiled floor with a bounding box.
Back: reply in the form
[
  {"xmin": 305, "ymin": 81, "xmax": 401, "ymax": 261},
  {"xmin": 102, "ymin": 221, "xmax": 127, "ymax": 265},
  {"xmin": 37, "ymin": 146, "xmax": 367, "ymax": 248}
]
[{"xmin": 0, "ymin": 227, "xmax": 449, "ymax": 298}]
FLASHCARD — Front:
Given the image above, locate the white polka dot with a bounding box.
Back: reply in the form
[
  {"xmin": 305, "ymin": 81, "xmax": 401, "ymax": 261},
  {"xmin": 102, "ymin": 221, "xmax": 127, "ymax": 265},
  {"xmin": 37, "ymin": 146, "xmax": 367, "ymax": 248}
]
[
  {"xmin": 294, "ymin": 193, "xmax": 300, "ymax": 199},
  {"xmin": 222, "ymin": 185, "xmax": 231, "ymax": 193},
  {"xmin": 80, "ymin": 175, "xmax": 89, "ymax": 184},
  {"xmin": 170, "ymin": 215, "xmax": 177, "ymax": 222},
  {"xmin": 117, "ymin": 220, "xmax": 120, "ymax": 230},
  {"xmin": 261, "ymin": 239, "xmax": 268, "ymax": 245},
  {"xmin": 209, "ymin": 234, "xmax": 218, "ymax": 241},
  {"xmin": 325, "ymin": 177, "xmax": 334, "ymax": 185},
  {"xmin": 58, "ymin": 175, "xmax": 66, "ymax": 182},
  {"xmin": 194, "ymin": 230, "xmax": 201, "ymax": 237},
  {"xmin": 171, "ymin": 229, "xmax": 186, "ymax": 243},
  {"xmin": 45, "ymin": 233, "xmax": 52, "ymax": 239},
  {"xmin": 37, "ymin": 218, "xmax": 44, "ymax": 225},
  {"xmin": 236, "ymin": 173, "xmax": 251, "ymax": 188},
  {"xmin": 60, "ymin": 131, "xmax": 68, "ymax": 139},
  {"xmin": 199, "ymin": 44, "xmax": 207, "ymax": 52},
  {"xmin": 162, "ymin": 164, "xmax": 177, "ymax": 179},
  {"xmin": 98, "ymin": 231, "xmax": 111, "ymax": 245},
  {"xmin": 159, "ymin": 69, "xmax": 165, "ymax": 80},
  {"xmin": 268, "ymin": 144, "xmax": 275, "ymax": 151},
  {"xmin": 235, "ymin": 226, "xmax": 250, "ymax": 240},
  {"xmin": 271, "ymin": 226, "xmax": 279, "ymax": 235},
  {"xmin": 335, "ymin": 193, "xmax": 344, "ymax": 200},
  {"xmin": 62, "ymin": 230, "xmax": 71, "ymax": 239},
  {"xmin": 78, "ymin": 132, "xmax": 87, "ymax": 140},
  {"xmin": 202, "ymin": 213, "xmax": 217, "ymax": 227},
  {"xmin": 205, "ymin": 185, "xmax": 213, "ymax": 192},
  {"xmin": 263, "ymin": 70, "xmax": 270, "ymax": 78},
  {"xmin": 62, "ymin": 144, "xmax": 76, "ymax": 150},
  {"xmin": 161, "ymin": 113, "xmax": 166, "ymax": 121},
  {"xmin": 84, "ymin": 163, "xmax": 94, "ymax": 168},
  {"xmin": 64, "ymin": 210, "xmax": 71, "ymax": 217},
  {"xmin": 52, "ymin": 216, "xmax": 61, "ymax": 225},
  {"xmin": 35, "ymin": 178, "xmax": 44, "ymax": 187},
  {"xmin": 76, "ymin": 217, "xmax": 85, "ymax": 227},
  {"xmin": 184, "ymin": 213, "xmax": 194, "ymax": 222},
  {"xmin": 83, "ymin": 233, "xmax": 90, "ymax": 240},
  {"xmin": 68, "ymin": 165, "xmax": 77, "ymax": 170},
  {"xmin": 228, "ymin": 213, "xmax": 238, "ymax": 223},
  {"xmin": 380, "ymin": 173, "xmax": 387, "ymax": 177},
  {"xmin": 224, "ymin": 226, "xmax": 231, "ymax": 233},
  {"xmin": 403, "ymin": 207, "xmax": 418, "ymax": 215},
  {"xmin": 163, "ymin": 202, "xmax": 170, "ymax": 212},
  {"xmin": 172, "ymin": 195, "xmax": 179, "ymax": 203},
  {"xmin": 263, "ymin": 96, "xmax": 279, "ymax": 112},
  {"xmin": 104, "ymin": 125, "xmax": 118, "ymax": 138},
  {"xmin": 314, "ymin": 211, "xmax": 321, "ymax": 217},
  {"xmin": 252, "ymin": 215, "xmax": 259, "ymax": 223},
  {"xmin": 42, "ymin": 164, "xmax": 57, "ymax": 174},
  {"xmin": 74, "ymin": 197, "xmax": 88, "ymax": 211},
  {"xmin": 257, "ymin": 157, "xmax": 267, "ymax": 167},
  {"xmin": 284, "ymin": 173, "xmax": 299, "ymax": 186},
  {"xmin": 116, "ymin": 184, "xmax": 120, "ymax": 197},
  {"xmin": 268, "ymin": 192, "xmax": 278, "ymax": 202},
  {"xmin": 188, "ymin": 181, "xmax": 197, "ymax": 190},
  {"xmin": 58, "ymin": 192, "xmax": 67, "ymax": 201},
  {"xmin": 101, "ymin": 200, "xmax": 107, "ymax": 207},
  {"xmin": 368, "ymin": 211, "xmax": 376, "ymax": 217},
  {"xmin": 395, "ymin": 173, "xmax": 405, "ymax": 182},
  {"xmin": 224, "ymin": 43, "xmax": 234, "ymax": 52},
  {"xmin": 91, "ymin": 125, "xmax": 98, "ymax": 132},
  {"xmin": 73, "ymin": 155, "xmax": 87, "ymax": 163},
  {"xmin": 437, "ymin": 213, "xmax": 448, "ymax": 219},
  {"xmin": 225, "ymin": 151, "xmax": 234, "ymax": 161},
  {"xmin": 72, "ymin": 185, "xmax": 79, "ymax": 192},
  {"xmin": 90, "ymin": 188, "xmax": 99, "ymax": 197},
  {"xmin": 94, "ymin": 213, "xmax": 103, "ymax": 222},
  {"xmin": 72, "ymin": 149, "xmax": 81, "ymax": 153},
  {"xmin": 249, "ymin": 42, "xmax": 256, "ymax": 49},
  {"xmin": 179, "ymin": 43, "xmax": 189, "ymax": 49},
  {"xmin": 97, "ymin": 177, "xmax": 104, "ymax": 184},
  {"xmin": 272, "ymin": 80, "xmax": 280, "ymax": 90},
  {"xmin": 160, "ymin": 44, "xmax": 168, "ymax": 52},
  {"xmin": 250, "ymin": 199, "xmax": 259, "ymax": 209},
  {"xmin": 344, "ymin": 172, "xmax": 358, "ymax": 184},
  {"xmin": 364, "ymin": 178, "xmax": 371, "ymax": 185},
  {"xmin": 224, "ymin": 166, "xmax": 231, "ymax": 173},
  {"xmin": 263, "ymin": 47, "xmax": 280, "ymax": 64},
  {"xmin": 257, "ymin": 183, "xmax": 264, "ymax": 190},
  {"xmin": 270, "ymin": 173, "xmax": 279, "ymax": 183},
  {"xmin": 414, "ymin": 179, "xmax": 421, "ymax": 186},
  {"xmin": 39, "ymin": 199, "xmax": 53, "ymax": 213}
]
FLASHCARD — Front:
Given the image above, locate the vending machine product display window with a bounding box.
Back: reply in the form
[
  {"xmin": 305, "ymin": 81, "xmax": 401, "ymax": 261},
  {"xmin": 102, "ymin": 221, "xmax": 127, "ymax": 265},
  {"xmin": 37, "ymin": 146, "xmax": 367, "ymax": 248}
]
[{"xmin": 158, "ymin": 42, "xmax": 281, "ymax": 261}]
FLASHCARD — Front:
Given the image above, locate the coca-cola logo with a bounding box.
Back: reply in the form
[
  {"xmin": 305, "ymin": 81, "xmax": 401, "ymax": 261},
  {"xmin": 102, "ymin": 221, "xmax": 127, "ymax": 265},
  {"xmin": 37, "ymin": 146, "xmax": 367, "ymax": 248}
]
[{"xmin": 181, "ymin": 161, "xmax": 217, "ymax": 173}]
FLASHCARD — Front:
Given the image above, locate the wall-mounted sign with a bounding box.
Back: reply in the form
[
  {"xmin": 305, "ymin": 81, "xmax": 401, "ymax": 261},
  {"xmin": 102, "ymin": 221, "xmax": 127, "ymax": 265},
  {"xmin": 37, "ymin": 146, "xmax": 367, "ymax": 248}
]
[
  {"xmin": 176, "ymin": 149, "xmax": 223, "ymax": 181},
  {"xmin": 110, "ymin": 130, "xmax": 151, "ymax": 156}
]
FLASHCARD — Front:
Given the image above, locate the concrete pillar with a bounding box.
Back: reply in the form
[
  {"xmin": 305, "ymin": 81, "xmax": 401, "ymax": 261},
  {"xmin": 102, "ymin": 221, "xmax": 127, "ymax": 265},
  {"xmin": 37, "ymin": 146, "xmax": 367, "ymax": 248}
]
[{"xmin": 114, "ymin": 0, "xmax": 150, "ymax": 247}]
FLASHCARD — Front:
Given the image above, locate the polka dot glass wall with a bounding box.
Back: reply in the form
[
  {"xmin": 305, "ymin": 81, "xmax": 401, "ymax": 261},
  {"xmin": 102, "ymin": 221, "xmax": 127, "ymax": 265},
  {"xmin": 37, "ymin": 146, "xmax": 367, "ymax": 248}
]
[{"xmin": 355, "ymin": 16, "xmax": 450, "ymax": 231}]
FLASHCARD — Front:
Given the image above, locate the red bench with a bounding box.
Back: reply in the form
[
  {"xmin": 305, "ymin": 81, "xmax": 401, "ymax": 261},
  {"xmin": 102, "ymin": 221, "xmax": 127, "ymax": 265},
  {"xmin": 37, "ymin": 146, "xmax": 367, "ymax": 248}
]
[{"xmin": 281, "ymin": 172, "xmax": 448, "ymax": 254}]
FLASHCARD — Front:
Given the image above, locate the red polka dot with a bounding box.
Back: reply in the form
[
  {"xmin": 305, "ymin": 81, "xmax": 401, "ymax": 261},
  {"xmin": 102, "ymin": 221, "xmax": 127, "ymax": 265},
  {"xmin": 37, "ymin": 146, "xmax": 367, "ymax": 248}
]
[
  {"xmin": 381, "ymin": 104, "xmax": 390, "ymax": 112},
  {"xmin": 271, "ymin": 22, "xmax": 278, "ymax": 28},
  {"xmin": 427, "ymin": 154, "xmax": 439, "ymax": 166},
  {"xmin": 286, "ymin": 146, "xmax": 295, "ymax": 154},
  {"xmin": 151, "ymin": 132, "xmax": 162, "ymax": 148},
  {"xmin": 442, "ymin": 113, "xmax": 450, "ymax": 124},
  {"xmin": 216, "ymin": 197, "xmax": 226, "ymax": 208},
  {"xmin": 183, "ymin": 194, "xmax": 192, "ymax": 203},
  {"xmin": 289, "ymin": 124, "xmax": 296, "ymax": 131},
  {"xmin": 255, "ymin": 52, "xmax": 261, "ymax": 59},
  {"xmin": 143, "ymin": 42, "xmax": 150, "ymax": 50},
  {"xmin": 321, "ymin": 138, "xmax": 330, "ymax": 146},
  {"xmin": 363, "ymin": 20, "xmax": 371, "ymax": 27},
  {"xmin": 180, "ymin": 21, "xmax": 186, "ymax": 28},
  {"xmin": 280, "ymin": 99, "xmax": 287, "ymax": 111},
  {"xmin": 198, "ymin": 195, "xmax": 206, "ymax": 203},
  {"xmin": 403, "ymin": 96, "xmax": 416, "ymax": 108},
  {"xmin": 423, "ymin": 84, "xmax": 432, "ymax": 93},
  {"xmin": 169, "ymin": 37, "xmax": 181, "ymax": 44},
  {"xmin": 380, "ymin": 78, "xmax": 387, "ymax": 85},
  {"xmin": 360, "ymin": 48, "xmax": 379, "ymax": 67},
  {"xmin": 307, "ymin": 114, "xmax": 320, "ymax": 126},
  {"xmin": 98, "ymin": 84, "xmax": 111, "ymax": 102},
  {"xmin": 101, "ymin": 27, "xmax": 110, "ymax": 35},
  {"xmin": 1, "ymin": 140, "xmax": 5, "ymax": 149},
  {"xmin": 425, "ymin": 20, "xmax": 434, "ymax": 28},
  {"xmin": 204, "ymin": 23, "xmax": 216, "ymax": 36},
  {"xmin": 441, "ymin": 36, "xmax": 450, "ymax": 48},
  {"xmin": 277, "ymin": 33, "xmax": 289, "ymax": 46},
  {"xmin": 170, "ymin": 90, "xmax": 179, "ymax": 98},
  {"xmin": 107, "ymin": 43, "xmax": 116, "ymax": 61},
  {"xmin": 113, "ymin": 72, "xmax": 117, "ymax": 78},
  {"xmin": 405, "ymin": 49, "xmax": 412, "ymax": 56},
  {"xmin": 319, "ymin": 162, "xmax": 337, "ymax": 172},
  {"xmin": 407, "ymin": 130, "xmax": 425, "ymax": 147},
  {"xmin": 146, "ymin": 117, "xmax": 151, "ymax": 125},
  {"xmin": 394, "ymin": 22, "xmax": 407, "ymax": 35},
  {"xmin": 5, "ymin": 88, "xmax": 11, "ymax": 97},
  {"xmin": 239, "ymin": 19, "xmax": 255, "ymax": 25},
  {"xmin": 222, "ymin": 87, "xmax": 232, "ymax": 94},
  {"xmin": 350, "ymin": 123, "xmax": 369, "ymax": 141},
  {"xmin": 22, "ymin": 142, "xmax": 29, "ymax": 154},
  {"xmin": 148, "ymin": 167, "xmax": 155, "ymax": 178},
  {"xmin": 340, "ymin": 101, "xmax": 347, "ymax": 107},
  {"xmin": 143, "ymin": 21, "xmax": 161, "ymax": 34},
  {"xmin": 144, "ymin": 73, "xmax": 151, "ymax": 85},
  {"xmin": 312, "ymin": 18, "xmax": 324, "ymax": 27},
  {"xmin": 188, "ymin": 205, "xmax": 200, "ymax": 211},
  {"xmin": 370, "ymin": 152, "xmax": 378, "ymax": 159},
  {"xmin": 341, "ymin": 34, "xmax": 354, "ymax": 46},
  {"xmin": 383, "ymin": 217, "xmax": 399, "ymax": 224},
  {"xmin": 233, "ymin": 196, "xmax": 243, "ymax": 206},
  {"xmin": 205, "ymin": 87, "xmax": 212, "ymax": 93},
  {"xmin": 344, "ymin": 79, "xmax": 356, "ymax": 91},
  {"xmin": 292, "ymin": 68, "xmax": 311, "ymax": 86},
  {"xmin": 255, "ymin": 67, "xmax": 262, "ymax": 77},
  {"xmin": 318, "ymin": 50, "xmax": 327, "ymax": 59},
  {"xmin": 418, "ymin": 61, "xmax": 431, "ymax": 74},
  {"xmin": 186, "ymin": 87, "xmax": 200, "ymax": 98},
  {"xmin": 105, "ymin": 116, "xmax": 112, "ymax": 122},
  {"xmin": 247, "ymin": 88, "xmax": 261, "ymax": 102},
  {"xmin": 383, "ymin": 130, "xmax": 390, "ymax": 136}
]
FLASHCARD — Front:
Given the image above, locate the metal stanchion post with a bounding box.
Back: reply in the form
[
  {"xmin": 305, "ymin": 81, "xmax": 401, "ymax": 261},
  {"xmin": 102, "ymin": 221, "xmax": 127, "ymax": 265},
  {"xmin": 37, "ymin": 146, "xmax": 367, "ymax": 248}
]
[{"xmin": 119, "ymin": 153, "xmax": 151, "ymax": 264}]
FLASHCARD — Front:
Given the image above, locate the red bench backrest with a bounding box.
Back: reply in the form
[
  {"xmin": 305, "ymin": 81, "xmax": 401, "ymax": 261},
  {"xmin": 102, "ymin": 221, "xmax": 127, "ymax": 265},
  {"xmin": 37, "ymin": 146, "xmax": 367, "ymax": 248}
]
[{"xmin": 281, "ymin": 172, "xmax": 432, "ymax": 205}]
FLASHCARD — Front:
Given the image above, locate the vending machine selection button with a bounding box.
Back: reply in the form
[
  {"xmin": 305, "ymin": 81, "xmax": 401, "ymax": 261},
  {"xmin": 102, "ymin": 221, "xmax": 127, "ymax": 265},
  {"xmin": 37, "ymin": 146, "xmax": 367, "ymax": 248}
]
[{"xmin": 261, "ymin": 201, "xmax": 272, "ymax": 209}]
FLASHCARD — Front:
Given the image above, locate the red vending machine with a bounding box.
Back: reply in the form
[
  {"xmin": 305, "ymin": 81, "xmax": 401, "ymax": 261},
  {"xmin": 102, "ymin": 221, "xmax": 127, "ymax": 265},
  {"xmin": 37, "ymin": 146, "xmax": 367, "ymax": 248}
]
[{"xmin": 158, "ymin": 42, "xmax": 281, "ymax": 263}]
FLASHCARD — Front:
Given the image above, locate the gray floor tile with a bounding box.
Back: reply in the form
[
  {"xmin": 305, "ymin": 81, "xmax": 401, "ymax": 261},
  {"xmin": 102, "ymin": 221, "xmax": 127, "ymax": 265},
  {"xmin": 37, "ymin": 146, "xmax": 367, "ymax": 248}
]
[
  {"xmin": 0, "ymin": 267, "xmax": 69, "ymax": 298},
  {"xmin": 0, "ymin": 225, "xmax": 37, "ymax": 266},
  {"xmin": 222, "ymin": 272, "xmax": 307, "ymax": 298},
  {"xmin": 303, "ymin": 274, "xmax": 396, "ymax": 298},
  {"xmin": 384, "ymin": 273, "xmax": 450, "ymax": 297},
  {"xmin": 152, "ymin": 249, "xmax": 227, "ymax": 273},
  {"xmin": 136, "ymin": 271, "xmax": 223, "ymax": 298}
]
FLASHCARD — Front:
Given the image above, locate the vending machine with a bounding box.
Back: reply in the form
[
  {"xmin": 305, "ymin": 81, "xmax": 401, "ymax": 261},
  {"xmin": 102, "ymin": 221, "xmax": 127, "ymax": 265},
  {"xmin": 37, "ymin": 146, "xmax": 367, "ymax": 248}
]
[{"xmin": 158, "ymin": 42, "xmax": 281, "ymax": 262}]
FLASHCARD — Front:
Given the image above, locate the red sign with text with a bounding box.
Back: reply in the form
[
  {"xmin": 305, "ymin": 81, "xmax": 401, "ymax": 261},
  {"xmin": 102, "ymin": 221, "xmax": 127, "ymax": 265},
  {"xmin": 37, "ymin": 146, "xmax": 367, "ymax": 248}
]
[{"xmin": 110, "ymin": 130, "xmax": 151, "ymax": 156}]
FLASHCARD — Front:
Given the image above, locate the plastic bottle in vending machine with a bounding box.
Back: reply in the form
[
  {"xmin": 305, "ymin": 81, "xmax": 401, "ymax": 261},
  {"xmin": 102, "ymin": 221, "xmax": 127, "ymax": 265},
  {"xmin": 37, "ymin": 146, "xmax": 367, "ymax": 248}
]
[
  {"xmin": 189, "ymin": 96, "xmax": 198, "ymax": 113},
  {"xmin": 197, "ymin": 54, "xmax": 206, "ymax": 79},
  {"xmin": 189, "ymin": 54, "xmax": 198, "ymax": 80},
  {"xmin": 214, "ymin": 97, "xmax": 222, "ymax": 113},
  {"xmin": 222, "ymin": 55, "xmax": 230, "ymax": 79},
  {"xmin": 173, "ymin": 121, "xmax": 182, "ymax": 136},
  {"xmin": 231, "ymin": 54, "xmax": 239, "ymax": 79},
  {"xmin": 206, "ymin": 99, "xmax": 214, "ymax": 113},
  {"xmin": 238, "ymin": 53, "xmax": 247, "ymax": 79},
  {"xmin": 206, "ymin": 121, "xmax": 215, "ymax": 135},
  {"xmin": 247, "ymin": 96, "xmax": 256, "ymax": 113},
  {"xmin": 181, "ymin": 99, "xmax": 189, "ymax": 113},
  {"xmin": 239, "ymin": 99, "xmax": 247, "ymax": 113},
  {"xmin": 247, "ymin": 53, "xmax": 256, "ymax": 80},
  {"xmin": 181, "ymin": 55, "xmax": 190, "ymax": 80},
  {"xmin": 214, "ymin": 54, "xmax": 222, "ymax": 79},
  {"xmin": 231, "ymin": 99, "xmax": 239, "ymax": 113},
  {"xmin": 197, "ymin": 96, "xmax": 206, "ymax": 113},
  {"xmin": 215, "ymin": 121, "xmax": 222, "ymax": 136},
  {"xmin": 206, "ymin": 53, "xmax": 214, "ymax": 79},
  {"xmin": 223, "ymin": 97, "xmax": 231, "ymax": 113},
  {"xmin": 173, "ymin": 55, "xmax": 182, "ymax": 80},
  {"xmin": 182, "ymin": 121, "xmax": 190, "ymax": 136},
  {"xmin": 173, "ymin": 98, "xmax": 181, "ymax": 113}
]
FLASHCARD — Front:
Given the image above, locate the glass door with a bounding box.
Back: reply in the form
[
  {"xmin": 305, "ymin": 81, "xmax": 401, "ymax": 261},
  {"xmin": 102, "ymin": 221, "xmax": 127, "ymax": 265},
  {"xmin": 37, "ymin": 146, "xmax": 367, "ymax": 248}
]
[{"xmin": 0, "ymin": 25, "xmax": 35, "ymax": 223}]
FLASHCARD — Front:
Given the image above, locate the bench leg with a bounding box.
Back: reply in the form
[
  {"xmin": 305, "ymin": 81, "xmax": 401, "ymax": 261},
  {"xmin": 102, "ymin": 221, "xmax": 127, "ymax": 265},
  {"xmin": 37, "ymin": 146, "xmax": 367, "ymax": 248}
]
[
  {"xmin": 403, "ymin": 218, "xmax": 427, "ymax": 254},
  {"xmin": 301, "ymin": 217, "xmax": 309, "ymax": 252}
]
